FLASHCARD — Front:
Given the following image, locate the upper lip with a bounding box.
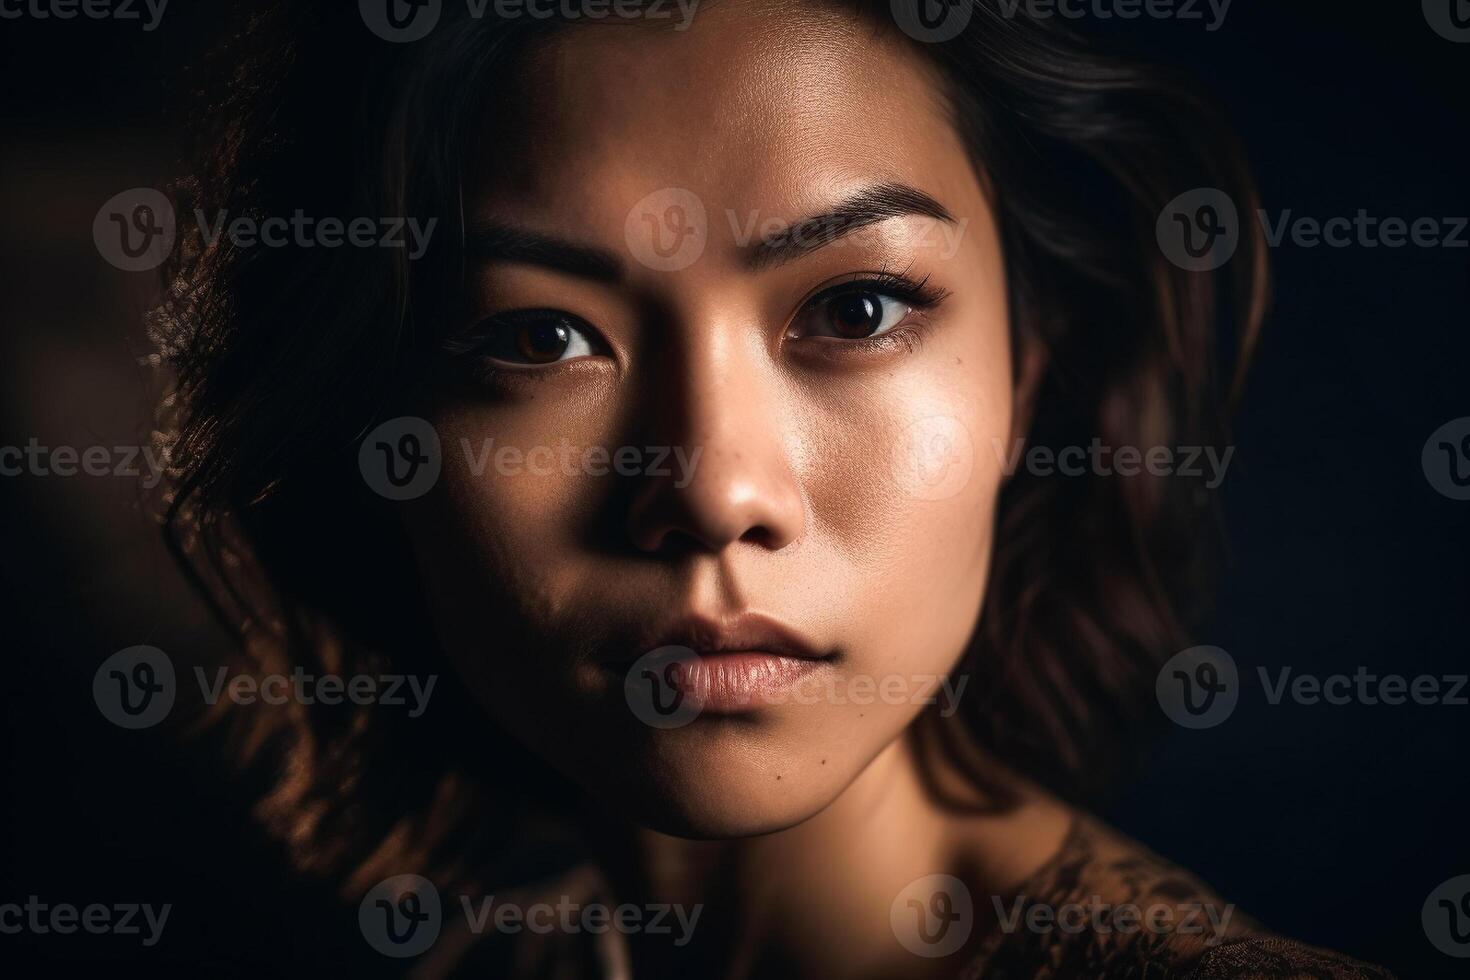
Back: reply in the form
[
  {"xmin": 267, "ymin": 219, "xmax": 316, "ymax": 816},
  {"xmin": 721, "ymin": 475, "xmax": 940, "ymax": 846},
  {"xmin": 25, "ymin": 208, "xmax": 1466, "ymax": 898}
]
[{"xmin": 621, "ymin": 611, "xmax": 829, "ymax": 663}]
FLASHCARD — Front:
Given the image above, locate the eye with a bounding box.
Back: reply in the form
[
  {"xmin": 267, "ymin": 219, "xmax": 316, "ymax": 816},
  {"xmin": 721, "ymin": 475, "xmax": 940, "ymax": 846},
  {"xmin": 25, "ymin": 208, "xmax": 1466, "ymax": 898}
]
[
  {"xmin": 469, "ymin": 310, "xmax": 600, "ymax": 365},
  {"xmin": 789, "ymin": 286, "xmax": 915, "ymax": 341}
]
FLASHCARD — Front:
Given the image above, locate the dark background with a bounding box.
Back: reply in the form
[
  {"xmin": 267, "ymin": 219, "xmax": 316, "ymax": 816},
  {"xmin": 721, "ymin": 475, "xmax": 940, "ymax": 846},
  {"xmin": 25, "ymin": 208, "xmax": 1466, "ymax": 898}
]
[{"xmin": 2, "ymin": 2, "xmax": 1466, "ymax": 976}]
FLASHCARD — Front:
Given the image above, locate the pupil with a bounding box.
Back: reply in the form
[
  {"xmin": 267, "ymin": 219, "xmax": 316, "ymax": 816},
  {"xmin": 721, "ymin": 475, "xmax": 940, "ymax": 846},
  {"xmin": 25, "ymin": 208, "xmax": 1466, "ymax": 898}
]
[
  {"xmin": 518, "ymin": 320, "xmax": 570, "ymax": 362},
  {"xmin": 832, "ymin": 292, "xmax": 881, "ymax": 338}
]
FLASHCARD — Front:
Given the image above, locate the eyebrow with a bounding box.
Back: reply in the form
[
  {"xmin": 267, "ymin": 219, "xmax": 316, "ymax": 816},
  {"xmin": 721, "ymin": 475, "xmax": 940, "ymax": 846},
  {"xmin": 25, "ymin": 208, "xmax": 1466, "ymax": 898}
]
[
  {"xmin": 463, "ymin": 181, "xmax": 955, "ymax": 280},
  {"xmin": 464, "ymin": 223, "xmax": 624, "ymax": 282},
  {"xmin": 746, "ymin": 182, "xmax": 955, "ymax": 270}
]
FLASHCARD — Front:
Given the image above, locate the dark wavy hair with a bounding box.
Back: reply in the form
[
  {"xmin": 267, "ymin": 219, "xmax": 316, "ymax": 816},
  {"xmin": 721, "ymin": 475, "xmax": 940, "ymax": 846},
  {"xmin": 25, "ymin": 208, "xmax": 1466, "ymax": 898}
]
[{"xmin": 152, "ymin": 0, "xmax": 1267, "ymax": 895}]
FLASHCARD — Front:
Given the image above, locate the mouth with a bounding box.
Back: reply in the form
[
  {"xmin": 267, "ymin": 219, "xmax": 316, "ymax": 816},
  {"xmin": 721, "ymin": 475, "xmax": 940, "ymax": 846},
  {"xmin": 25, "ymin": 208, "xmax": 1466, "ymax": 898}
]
[{"xmin": 608, "ymin": 612, "xmax": 839, "ymax": 715}]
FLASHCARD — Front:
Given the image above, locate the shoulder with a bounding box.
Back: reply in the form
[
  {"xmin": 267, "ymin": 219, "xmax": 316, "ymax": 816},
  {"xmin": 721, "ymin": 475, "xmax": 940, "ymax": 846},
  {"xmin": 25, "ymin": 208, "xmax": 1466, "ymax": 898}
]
[{"xmin": 959, "ymin": 811, "xmax": 1394, "ymax": 979}]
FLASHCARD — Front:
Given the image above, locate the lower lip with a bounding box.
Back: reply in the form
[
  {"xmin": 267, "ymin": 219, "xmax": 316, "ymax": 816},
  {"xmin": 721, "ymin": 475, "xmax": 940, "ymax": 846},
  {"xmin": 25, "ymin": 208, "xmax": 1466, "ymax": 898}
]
[{"xmin": 645, "ymin": 651, "xmax": 828, "ymax": 714}]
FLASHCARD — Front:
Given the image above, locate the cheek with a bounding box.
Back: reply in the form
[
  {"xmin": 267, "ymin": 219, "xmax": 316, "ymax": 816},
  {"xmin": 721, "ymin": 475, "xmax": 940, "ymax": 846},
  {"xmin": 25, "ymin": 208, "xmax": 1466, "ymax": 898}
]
[
  {"xmin": 406, "ymin": 384, "xmax": 625, "ymax": 633},
  {"xmin": 429, "ymin": 372, "xmax": 620, "ymax": 540},
  {"xmin": 796, "ymin": 290, "xmax": 1012, "ymax": 677}
]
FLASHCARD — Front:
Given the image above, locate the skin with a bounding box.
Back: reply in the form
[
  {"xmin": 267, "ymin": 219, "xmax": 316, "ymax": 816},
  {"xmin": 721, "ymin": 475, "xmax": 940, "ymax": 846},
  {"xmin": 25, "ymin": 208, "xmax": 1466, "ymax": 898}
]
[{"xmin": 401, "ymin": 2, "xmax": 1071, "ymax": 975}]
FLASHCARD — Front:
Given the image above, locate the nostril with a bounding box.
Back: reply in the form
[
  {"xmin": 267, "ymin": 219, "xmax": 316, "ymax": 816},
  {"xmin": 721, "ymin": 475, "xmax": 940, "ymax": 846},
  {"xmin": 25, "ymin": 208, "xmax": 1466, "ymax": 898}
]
[
  {"xmin": 738, "ymin": 525, "xmax": 782, "ymax": 549},
  {"xmin": 646, "ymin": 527, "xmax": 706, "ymax": 558},
  {"xmin": 629, "ymin": 511, "xmax": 795, "ymax": 557}
]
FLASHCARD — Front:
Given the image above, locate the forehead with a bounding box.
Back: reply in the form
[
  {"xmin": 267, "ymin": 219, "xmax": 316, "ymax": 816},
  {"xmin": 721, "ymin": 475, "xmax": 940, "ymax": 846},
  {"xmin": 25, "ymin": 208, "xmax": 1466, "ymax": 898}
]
[{"xmin": 472, "ymin": 2, "xmax": 979, "ymax": 235}]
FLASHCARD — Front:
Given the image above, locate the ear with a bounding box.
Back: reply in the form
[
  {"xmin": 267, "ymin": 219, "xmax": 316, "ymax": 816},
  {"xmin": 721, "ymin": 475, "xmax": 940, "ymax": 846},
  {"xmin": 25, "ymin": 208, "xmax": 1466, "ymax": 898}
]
[{"xmin": 1007, "ymin": 333, "xmax": 1048, "ymax": 449}]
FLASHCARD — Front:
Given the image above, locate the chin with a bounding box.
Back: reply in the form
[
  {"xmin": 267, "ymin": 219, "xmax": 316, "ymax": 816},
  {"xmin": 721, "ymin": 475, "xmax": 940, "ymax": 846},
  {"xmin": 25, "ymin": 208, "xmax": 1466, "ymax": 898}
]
[{"xmin": 569, "ymin": 720, "xmax": 862, "ymax": 840}]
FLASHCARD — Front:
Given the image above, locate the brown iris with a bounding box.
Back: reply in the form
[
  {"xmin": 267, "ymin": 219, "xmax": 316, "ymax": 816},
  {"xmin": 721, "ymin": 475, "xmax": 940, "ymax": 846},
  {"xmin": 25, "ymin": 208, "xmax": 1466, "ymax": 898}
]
[
  {"xmin": 828, "ymin": 291, "xmax": 885, "ymax": 339},
  {"xmin": 514, "ymin": 319, "xmax": 572, "ymax": 363}
]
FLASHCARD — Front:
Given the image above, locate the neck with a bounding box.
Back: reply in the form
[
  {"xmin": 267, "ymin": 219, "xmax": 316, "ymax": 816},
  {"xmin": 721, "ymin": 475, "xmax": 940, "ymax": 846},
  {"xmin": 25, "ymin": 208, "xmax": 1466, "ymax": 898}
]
[{"xmin": 584, "ymin": 731, "xmax": 1072, "ymax": 979}]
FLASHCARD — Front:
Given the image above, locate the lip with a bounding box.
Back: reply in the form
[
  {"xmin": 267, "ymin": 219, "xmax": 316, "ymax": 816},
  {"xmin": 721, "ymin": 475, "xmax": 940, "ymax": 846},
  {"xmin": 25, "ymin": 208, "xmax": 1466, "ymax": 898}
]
[
  {"xmin": 626, "ymin": 611, "xmax": 829, "ymax": 663},
  {"xmin": 612, "ymin": 612, "xmax": 836, "ymax": 715}
]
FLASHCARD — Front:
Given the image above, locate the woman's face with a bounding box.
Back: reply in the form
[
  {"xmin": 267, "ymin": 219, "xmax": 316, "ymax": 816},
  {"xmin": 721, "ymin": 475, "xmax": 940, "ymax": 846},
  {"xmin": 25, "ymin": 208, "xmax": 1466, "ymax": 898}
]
[{"xmin": 403, "ymin": 3, "xmax": 1015, "ymax": 838}]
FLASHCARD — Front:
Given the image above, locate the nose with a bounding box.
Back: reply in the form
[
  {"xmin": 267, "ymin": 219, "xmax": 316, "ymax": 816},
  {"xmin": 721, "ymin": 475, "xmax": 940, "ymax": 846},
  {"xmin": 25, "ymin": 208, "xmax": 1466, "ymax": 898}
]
[{"xmin": 625, "ymin": 331, "xmax": 805, "ymax": 555}]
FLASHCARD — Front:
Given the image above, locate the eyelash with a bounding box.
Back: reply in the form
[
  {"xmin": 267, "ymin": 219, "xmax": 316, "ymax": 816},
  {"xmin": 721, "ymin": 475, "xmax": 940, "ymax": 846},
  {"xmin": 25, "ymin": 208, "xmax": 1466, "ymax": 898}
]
[
  {"xmin": 809, "ymin": 270, "xmax": 947, "ymax": 310},
  {"xmin": 793, "ymin": 270, "xmax": 948, "ymax": 355}
]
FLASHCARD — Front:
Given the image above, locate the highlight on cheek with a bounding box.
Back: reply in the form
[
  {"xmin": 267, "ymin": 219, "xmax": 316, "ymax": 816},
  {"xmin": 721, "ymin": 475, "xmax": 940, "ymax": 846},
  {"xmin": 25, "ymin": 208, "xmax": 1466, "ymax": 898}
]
[{"xmin": 887, "ymin": 414, "xmax": 977, "ymax": 503}]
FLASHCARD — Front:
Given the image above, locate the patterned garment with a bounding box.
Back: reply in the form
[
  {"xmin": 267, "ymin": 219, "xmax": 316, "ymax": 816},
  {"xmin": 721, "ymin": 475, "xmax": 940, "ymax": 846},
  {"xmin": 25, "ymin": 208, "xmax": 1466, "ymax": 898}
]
[{"xmin": 960, "ymin": 815, "xmax": 1394, "ymax": 979}]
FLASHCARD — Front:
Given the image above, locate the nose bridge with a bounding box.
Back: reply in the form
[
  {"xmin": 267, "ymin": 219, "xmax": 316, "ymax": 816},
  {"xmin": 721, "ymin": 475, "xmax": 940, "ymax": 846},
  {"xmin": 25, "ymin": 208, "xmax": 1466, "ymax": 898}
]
[
  {"xmin": 626, "ymin": 306, "xmax": 804, "ymax": 555},
  {"xmin": 673, "ymin": 318, "xmax": 754, "ymax": 447}
]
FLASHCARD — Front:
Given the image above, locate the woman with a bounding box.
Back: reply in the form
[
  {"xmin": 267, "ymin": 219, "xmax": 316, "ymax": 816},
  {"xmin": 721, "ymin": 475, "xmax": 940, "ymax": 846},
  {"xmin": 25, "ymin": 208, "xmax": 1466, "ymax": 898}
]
[{"xmin": 154, "ymin": 0, "xmax": 1391, "ymax": 975}]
